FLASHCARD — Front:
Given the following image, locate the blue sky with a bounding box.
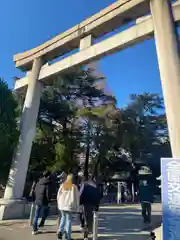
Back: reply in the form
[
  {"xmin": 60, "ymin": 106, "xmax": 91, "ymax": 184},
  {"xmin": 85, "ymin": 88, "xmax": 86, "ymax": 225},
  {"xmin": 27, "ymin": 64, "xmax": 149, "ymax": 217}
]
[{"xmin": 1, "ymin": 0, "xmax": 163, "ymax": 107}]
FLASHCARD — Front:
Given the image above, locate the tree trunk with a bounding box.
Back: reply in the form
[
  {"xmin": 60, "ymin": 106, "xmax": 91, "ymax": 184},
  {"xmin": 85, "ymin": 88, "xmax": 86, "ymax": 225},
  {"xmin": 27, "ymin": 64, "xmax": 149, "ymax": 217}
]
[
  {"xmin": 84, "ymin": 121, "xmax": 90, "ymax": 180},
  {"xmin": 62, "ymin": 119, "xmax": 67, "ymax": 138},
  {"xmin": 92, "ymin": 154, "xmax": 101, "ymax": 180},
  {"xmin": 70, "ymin": 124, "xmax": 74, "ymax": 163}
]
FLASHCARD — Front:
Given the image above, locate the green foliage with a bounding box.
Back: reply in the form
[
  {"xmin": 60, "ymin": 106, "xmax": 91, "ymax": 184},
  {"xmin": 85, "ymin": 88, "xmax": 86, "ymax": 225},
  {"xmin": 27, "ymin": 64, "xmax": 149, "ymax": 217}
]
[
  {"xmin": 112, "ymin": 93, "xmax": 170, "ymax": 177},
  {"xmin": 0, "ymin": 70, "xmax": 169, "ymax": 189},
  {"xmin": 0, "ymin": 78, "xmax": 19, "ymax": 181},
  {"xmin": 12, "ymin": 70, "xmax": 170, "ymax": 181},
  {"xmin": 122, "ymin": 93, "xmax": 168, "ymax": 161},
  {"xmin": 28, "ymin": 68, "xmax": 111, "ymax": 174}
]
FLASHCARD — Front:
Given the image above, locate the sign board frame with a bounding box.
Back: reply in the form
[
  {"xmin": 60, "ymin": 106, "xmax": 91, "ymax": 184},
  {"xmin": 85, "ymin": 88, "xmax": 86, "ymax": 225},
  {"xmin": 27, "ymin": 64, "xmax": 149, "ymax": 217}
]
[{"xmin": 161, "ymin": 158, "xmax": 180, "ymax": 240}]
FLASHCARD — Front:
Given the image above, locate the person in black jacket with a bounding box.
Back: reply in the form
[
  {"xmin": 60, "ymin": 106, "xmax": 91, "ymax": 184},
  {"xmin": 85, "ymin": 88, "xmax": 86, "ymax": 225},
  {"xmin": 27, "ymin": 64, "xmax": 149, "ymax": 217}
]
[
  {"xmin": 80, "ymin": 177, "xmax": 101, "ymax": 238},
  {"xmin": 32, "ymin": 171, "xmax": 52, "ymax": 235}
]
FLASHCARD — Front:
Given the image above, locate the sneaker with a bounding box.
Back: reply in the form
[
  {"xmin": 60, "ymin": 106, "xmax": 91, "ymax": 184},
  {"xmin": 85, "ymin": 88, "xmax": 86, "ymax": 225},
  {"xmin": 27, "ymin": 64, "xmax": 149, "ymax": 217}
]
[
  {"xmin": 64, "ymin": 232, "xmax": 68, "ymax": 239},
  {"xmin": 32, "ymin": 231, "xmax": 38, "ymax": 235},
  {"xmin": 84, "ymin": 231, "xmax": 88, "ymax": 239},
  {"xmin": 150, "ymin": 232, "xmax": 156, "ymax": 240},
  {"xmin": 64, "ymin": 232, "xmax": 73, "ymax": 240},
  {"xmin": 57, "ymin": 232, "xmax": 63, "ymax": 239},
  {"xmin": 80, "ymin": 224, "xmax": 85, "ymax": 229}
]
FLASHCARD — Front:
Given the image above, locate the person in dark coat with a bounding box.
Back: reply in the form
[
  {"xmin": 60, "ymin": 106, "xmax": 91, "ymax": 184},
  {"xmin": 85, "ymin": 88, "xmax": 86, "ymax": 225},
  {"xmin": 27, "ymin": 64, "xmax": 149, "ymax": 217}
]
[
  {"xmin": 139, "ymin": 180, "xmax": 154, "ymax": 224},
  {"xmin": 80, "ymin": 177, "xmax": 101, "ymax": 238},
  {"xmin": 32, "ymin": 171, "xmax": 52, "ymax": 235}
]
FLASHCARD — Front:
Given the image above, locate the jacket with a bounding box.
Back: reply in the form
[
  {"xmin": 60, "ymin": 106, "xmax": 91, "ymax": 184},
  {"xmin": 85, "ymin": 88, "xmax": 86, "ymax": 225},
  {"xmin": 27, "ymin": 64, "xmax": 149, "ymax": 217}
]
[
  {"xmin": 80, "ymin": 180, "xmax": 101, "ymax": 206},
  {"xmin": 34, "ymin": 176, "xmax": 52, "ymax": 206},
  {"xmin": 57, "ymin": 184, "xmax": 79, "ymax": 212},
  {"xmin": 139, "ymin": 181, "xmax": 154, "ymax": 203}
]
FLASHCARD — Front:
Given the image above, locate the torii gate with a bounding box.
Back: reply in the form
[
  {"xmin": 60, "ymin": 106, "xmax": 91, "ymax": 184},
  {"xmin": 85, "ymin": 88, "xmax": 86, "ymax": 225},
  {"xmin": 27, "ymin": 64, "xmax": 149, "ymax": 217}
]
[{"xmin": 1, "ymin": 0, "xmax": 180, "ymax": 219}]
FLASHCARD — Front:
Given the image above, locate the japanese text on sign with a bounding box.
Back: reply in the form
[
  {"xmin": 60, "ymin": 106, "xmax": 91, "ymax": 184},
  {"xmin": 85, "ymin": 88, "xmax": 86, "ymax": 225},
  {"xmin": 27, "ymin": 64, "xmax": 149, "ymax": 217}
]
[{"xmin": 161, "ymin": 159, "xmax": 180, "ymax": 240}]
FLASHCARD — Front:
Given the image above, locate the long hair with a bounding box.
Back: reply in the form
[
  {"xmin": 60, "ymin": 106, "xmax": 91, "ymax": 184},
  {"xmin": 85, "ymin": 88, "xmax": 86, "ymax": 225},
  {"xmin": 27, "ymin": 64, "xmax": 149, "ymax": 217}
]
[{"xmin": 62, "ymin": 174, "xmax": 73, "ymax": 190}]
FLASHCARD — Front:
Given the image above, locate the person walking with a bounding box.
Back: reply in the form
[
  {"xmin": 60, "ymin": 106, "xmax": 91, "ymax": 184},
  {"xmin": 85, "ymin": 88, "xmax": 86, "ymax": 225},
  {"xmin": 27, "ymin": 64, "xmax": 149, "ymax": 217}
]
[
  {"xmin": 80, "ymin": 177, "xmax": 101, "ymax": 239},
  {"xmin": 32, "ymin": 171, "xmax": 52, "ymax": 235},
  {"xmin": 139, "ymin": 179, "xmax": 154, "ymax": 225},
  {"xmin": 57, "ymin": 174, "xmax": 79, "ymax": 240}
]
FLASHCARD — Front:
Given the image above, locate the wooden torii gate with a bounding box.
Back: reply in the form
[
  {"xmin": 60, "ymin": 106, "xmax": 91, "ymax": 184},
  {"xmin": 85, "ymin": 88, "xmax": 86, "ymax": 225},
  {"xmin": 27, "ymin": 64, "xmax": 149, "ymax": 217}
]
[{"xmin": 1, "ymin": 0, "xmax": 180, "ymax": 219}]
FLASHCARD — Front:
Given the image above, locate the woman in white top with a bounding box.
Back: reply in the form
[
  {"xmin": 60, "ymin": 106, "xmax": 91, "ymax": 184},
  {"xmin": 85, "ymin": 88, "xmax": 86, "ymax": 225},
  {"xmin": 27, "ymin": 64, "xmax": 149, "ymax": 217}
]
[{"xmin": 57, "ymin": 174, "xmax": 79, "ymax": 240}]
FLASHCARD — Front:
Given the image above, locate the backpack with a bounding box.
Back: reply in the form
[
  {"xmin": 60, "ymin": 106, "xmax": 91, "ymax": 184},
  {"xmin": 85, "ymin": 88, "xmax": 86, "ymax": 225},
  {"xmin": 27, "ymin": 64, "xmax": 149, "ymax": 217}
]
[{"xmin": 57, "ymin": 185, "xmax": 79, "ymax": 212}]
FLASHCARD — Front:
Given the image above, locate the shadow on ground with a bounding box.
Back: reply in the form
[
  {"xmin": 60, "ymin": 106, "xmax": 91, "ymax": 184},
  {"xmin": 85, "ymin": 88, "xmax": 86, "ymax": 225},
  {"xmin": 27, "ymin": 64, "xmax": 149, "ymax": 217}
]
[
  {"xmin": 0, "ymin": 204, "xmax": 161, "ymax": 240},
  {"xmin": 97, "ymin": 206, "xmax": 161, "ymax": 239}
]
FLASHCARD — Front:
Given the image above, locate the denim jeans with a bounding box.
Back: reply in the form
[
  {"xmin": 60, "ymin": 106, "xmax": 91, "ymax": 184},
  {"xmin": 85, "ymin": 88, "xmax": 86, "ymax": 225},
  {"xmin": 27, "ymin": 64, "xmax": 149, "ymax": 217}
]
[
  {"xmin": 33, "ymin": 205, "xmax": 49, "ymax": 231},
  {"xmin": 58, "ymin": 211, "xmax": 72, "ymax": 239}
]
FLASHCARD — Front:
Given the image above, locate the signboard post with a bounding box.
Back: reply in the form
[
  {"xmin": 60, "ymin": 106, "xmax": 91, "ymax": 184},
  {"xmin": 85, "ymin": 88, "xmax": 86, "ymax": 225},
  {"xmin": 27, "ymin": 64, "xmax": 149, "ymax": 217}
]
[{"xmin": 161, "ymin": 158, "xmax": 180, "ymax": 240}]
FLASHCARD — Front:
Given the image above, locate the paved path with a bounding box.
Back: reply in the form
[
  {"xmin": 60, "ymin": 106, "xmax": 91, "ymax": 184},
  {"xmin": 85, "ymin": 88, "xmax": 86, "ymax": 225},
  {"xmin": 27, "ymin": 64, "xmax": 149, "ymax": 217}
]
[{"xmin": 0, "ymin": 204, "xmax": 161, "ymax": 240}]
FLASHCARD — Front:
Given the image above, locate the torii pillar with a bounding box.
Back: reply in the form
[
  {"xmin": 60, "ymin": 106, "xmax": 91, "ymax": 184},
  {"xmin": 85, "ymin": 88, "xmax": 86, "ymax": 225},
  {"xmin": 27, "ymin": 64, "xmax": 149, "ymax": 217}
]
[
  {"xmin": 0, "ymin": 58, "xmax": 43, "ymax": 220},
  {"xmin": 150, "ymin": 0, "xmax": 180, "ymax": 158},
  {"xmin": 0, "ymin": 35, "xmax": 93, "ymax": 220}
]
